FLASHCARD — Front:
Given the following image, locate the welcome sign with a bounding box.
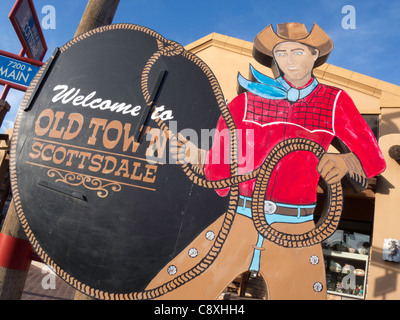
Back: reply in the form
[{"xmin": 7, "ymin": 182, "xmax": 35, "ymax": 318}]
[
  {"xmin": 30, "ymin": 83, "xmax": 162, "ymax": 196},
  {"xmin": 10, "ymin": 24, "xmax": 228, "ymax": 299}
]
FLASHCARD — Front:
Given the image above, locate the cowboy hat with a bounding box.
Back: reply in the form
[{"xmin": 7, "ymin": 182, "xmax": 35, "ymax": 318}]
[{"xmin": 253, "ymin": 22, "xmax": 334, "ymax": 68}]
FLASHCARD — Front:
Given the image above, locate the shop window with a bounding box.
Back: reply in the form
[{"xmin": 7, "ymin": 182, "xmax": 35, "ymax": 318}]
[
  {"xmin": 322, "ymin": 219, "xmax": 373, "ymax": 299},
  {"xmin": 362, "ymin": 114, "xmax": 379, "ymax": 141},
  {"xmin": 218, "ymin": 272, "xmax": 267, "ymax": 300},
  {"xmin": 315, "ymin": 192, "xmax": 375, "ymax": 299}
]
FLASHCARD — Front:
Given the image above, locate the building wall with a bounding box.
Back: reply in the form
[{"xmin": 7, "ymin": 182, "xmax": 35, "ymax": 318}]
[{"xmin": 368, "ymin": 134, "xmax": 400, "ymax": 300}]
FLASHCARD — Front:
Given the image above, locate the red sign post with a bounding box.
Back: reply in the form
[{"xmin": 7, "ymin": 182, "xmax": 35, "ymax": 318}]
[
  {"xmin": 9, "ymin": 0, "xmax": 47, "ymax": 61},
  {"xmin": 0, "ymin": 0, "xmax": 47, "ymax": 100},
  {"xmin": 0, "ymin": 49, "xmax": 43, "ymax": 92}
]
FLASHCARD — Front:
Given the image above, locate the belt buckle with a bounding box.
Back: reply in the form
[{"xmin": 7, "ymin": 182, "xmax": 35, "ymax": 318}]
[{"xmin": 264, "ymin": 200, "xmax": 277, "ymax": 215}]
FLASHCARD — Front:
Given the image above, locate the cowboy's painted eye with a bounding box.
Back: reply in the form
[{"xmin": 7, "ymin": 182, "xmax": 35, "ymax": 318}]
[
  {"xmin": 276, "ymin": 52, "xmax": 284, "ymax": 57},
  {"xmin": 294, "ymin": 51, "xmax": 303, "ymax": 55}
]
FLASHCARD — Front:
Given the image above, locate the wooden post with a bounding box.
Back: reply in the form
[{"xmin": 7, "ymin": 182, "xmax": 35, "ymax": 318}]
[
  {"xmin": 0, "ymin": 200, "xmax": 32, "ymax": 300},
  {"xmin": 72, "ymin": 0, "xmax": 120, "ymax": 300},
  {"xmin": 0, "ymin": 114, "xmax": 31, "ymax": 301},
  {"xmin": 0, "ymin": 100, "xmax": 11, "ymax": 128},
  {"xmin": 0, "ymin": 130, "xmax": 12, "ymax": 223},
  {"xmin": 74, "ymin": 0, "xmax": 120, "ymax": 38}
]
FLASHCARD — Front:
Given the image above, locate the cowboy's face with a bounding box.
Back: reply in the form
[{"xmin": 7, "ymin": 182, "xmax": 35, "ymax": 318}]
[{"xmin": 273, "ymin": 42, "xmax": 319, "ymax": 85}]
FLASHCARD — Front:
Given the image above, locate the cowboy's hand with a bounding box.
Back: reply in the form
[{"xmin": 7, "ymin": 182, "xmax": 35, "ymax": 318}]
[
  {"xmin": 317, "ymin": 153, "xmax": 364, "ymax": 185},
  {"xmin": 170, "ymin": 133, "xmax": 206, "ymax": 166}
]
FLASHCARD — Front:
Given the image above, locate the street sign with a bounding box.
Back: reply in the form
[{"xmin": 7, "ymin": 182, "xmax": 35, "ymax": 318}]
[
  {"xmin": 0, "ymin": 53, "xmax": 40, "ymax": 89},
  {"xmin": 0, "ymin": 49, "xmax": 43, "ymax": 91},
  {"xmin": 9, "ymin": 0, "xmax": 47, "ymax": 61}
]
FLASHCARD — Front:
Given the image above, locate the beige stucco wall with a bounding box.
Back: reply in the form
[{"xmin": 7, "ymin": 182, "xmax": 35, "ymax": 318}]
[
  {"xmin": 191, "ymin": 44, "xmax": 273, "ymax": 103},
  {"xmin": 368, "ymin": 134, "xmax": 400, "ymax": 300}
]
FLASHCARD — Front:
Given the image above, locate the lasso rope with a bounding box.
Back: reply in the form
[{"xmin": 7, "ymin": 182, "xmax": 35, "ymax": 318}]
[{"xmin": 251, "ymin": 138, "xmax": 343, "ymax": 247}]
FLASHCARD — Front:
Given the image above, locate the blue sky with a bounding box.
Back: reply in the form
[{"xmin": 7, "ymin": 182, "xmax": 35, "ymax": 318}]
[{"xmin": 0, "ymin": 0, "xmax": 399, "ymax": 133}]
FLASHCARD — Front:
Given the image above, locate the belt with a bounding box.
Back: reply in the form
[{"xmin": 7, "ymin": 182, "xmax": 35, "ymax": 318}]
[
  {"xmin": 237, "ymin": 195, "xmax": 316, "ymax": 274},
  {"xmin": 237, "ymin": 196, "xmax": 316, "ymax": 217}
]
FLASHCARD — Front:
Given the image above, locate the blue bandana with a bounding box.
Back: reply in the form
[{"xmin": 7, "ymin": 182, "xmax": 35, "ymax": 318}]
[{"xmin": 238, "ymin": 65, "xmax": 319, "ymax": 103}]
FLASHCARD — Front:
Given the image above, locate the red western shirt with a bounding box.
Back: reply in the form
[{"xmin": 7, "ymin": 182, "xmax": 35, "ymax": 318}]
[{"xmin": 204, "ymin": 81, "xmax": 386, "ymax": 205}]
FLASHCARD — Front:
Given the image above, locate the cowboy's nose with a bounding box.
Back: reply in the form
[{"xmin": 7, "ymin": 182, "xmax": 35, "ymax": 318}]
[{"xmin": 287, "ymin": 53, "xmax": 294, "ymax": 64}]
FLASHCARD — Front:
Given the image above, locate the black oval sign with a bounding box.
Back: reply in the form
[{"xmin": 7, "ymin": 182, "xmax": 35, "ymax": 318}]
[{"xmin": 10, "ymin": 24, "xmax": 228, "ymax": 299}]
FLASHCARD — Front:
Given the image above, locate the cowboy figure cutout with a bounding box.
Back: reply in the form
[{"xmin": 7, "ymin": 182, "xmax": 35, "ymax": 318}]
[{"xmin": 147, "ymin": 23, "xmax": 386, "ymax": 299}]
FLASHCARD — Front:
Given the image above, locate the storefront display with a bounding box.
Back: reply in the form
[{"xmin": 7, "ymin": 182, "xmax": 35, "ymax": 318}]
[{"xmin": 322, "ymin": 227, "xmax": 371, "ymax": 299}]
